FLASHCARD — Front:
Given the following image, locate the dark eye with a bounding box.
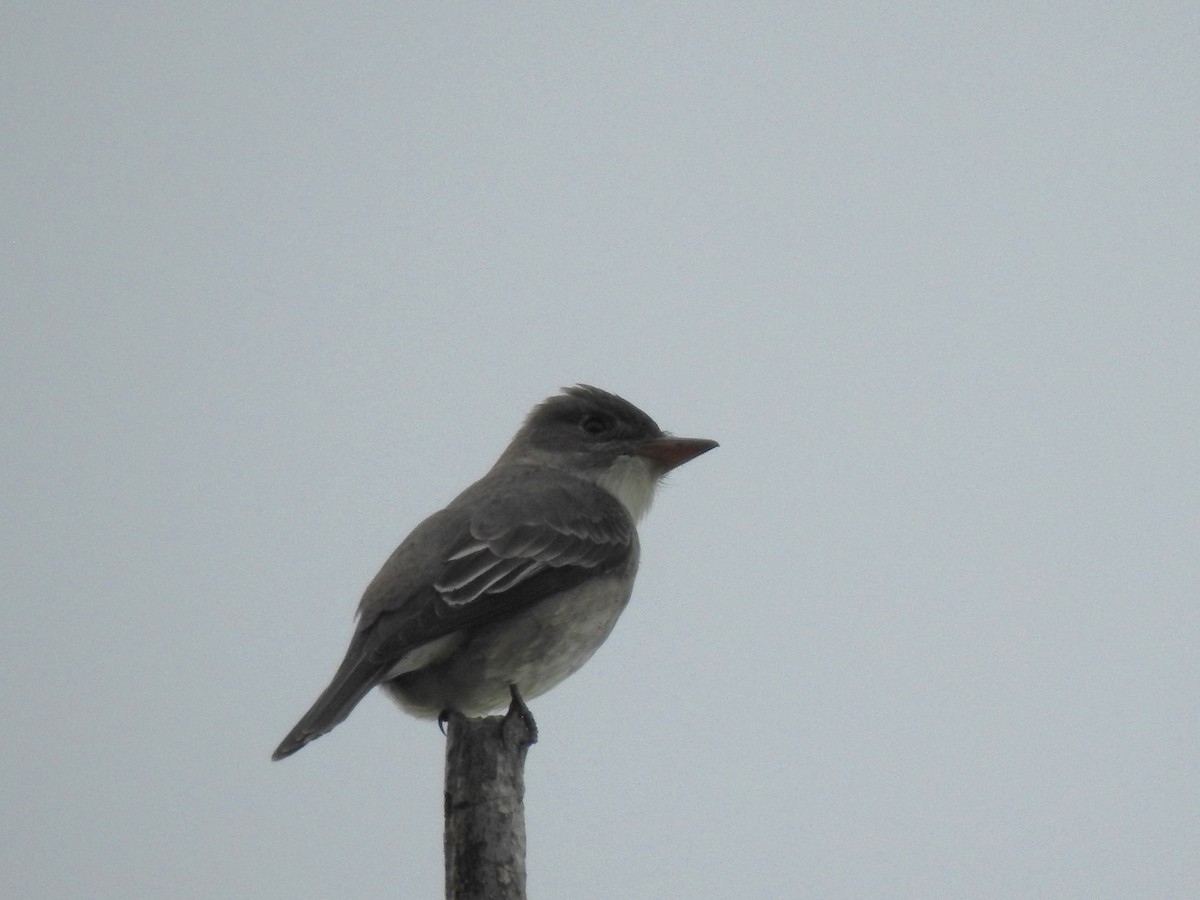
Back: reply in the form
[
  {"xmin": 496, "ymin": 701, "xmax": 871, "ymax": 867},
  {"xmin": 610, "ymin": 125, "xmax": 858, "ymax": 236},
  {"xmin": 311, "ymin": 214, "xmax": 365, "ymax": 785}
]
[{"xmin": 580, "ymin": 414, "xmax": 610, "ymax": 435}]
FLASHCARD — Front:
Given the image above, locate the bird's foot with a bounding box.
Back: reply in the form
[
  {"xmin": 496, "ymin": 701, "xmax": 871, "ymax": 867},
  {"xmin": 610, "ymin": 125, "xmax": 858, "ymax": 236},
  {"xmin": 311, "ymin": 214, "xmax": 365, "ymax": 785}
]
[{"xmin": 505, "ymin": 683, "xmax": 538, "ymax": 746}]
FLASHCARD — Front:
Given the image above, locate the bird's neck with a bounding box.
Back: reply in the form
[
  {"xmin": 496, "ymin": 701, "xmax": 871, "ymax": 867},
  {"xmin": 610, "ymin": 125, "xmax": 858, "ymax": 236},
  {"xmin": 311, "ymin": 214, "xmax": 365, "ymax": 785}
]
[{"xmin": 595, "ymin": 455, "xmax": 657, "ymax": 523}]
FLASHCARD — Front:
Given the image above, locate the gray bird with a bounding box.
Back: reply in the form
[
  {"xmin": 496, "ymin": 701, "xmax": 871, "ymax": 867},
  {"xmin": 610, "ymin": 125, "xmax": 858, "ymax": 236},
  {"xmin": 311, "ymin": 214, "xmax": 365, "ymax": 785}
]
[{"xmin": 272, "ymin": 385, "xmax": 716, "ymax": 760}]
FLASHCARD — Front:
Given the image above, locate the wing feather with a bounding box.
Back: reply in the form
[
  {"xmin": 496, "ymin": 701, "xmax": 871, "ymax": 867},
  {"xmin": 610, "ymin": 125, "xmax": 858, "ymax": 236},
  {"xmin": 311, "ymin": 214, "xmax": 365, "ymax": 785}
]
[
  {"xmin": 352, "ymin": 469, "xmax": 636, "ymax": 675},
  {"xmin": 432, "ymin": 481, "xmax": 632, "ymax": 609}
]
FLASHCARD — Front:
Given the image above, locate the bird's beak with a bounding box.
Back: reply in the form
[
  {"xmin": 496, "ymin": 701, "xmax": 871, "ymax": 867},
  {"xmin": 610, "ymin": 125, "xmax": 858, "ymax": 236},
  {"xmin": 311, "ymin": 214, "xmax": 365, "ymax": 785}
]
[{"xmin": 635, "ymin": 436, "xmax": 719, "ymax": 472}]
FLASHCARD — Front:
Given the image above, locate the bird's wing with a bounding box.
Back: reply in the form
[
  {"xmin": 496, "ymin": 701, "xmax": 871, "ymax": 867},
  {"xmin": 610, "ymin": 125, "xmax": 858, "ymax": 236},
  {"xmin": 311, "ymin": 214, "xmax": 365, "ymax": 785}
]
[
  {"xmin": 271, "ymin": 473, "xmax": 633, "ymax": 759},
  {"xmin": 363, "ymin": 474, "xmax": 635, "ymax": 656},
  {"xmin": 435, "ymin": 485, "xmax": 631, "ymax": 606}
]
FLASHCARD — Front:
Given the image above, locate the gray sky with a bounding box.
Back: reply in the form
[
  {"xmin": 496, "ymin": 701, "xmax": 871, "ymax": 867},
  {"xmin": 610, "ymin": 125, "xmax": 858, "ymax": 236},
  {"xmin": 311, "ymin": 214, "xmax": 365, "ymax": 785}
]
[{"xmin": 4, "ymin": 5, "xmax": 1198, "ymax": 898}]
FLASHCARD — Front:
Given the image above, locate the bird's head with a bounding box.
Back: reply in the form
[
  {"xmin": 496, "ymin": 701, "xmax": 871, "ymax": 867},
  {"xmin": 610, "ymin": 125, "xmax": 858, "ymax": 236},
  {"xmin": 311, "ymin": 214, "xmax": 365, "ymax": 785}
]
[{"xmin": 499, "ymin": 385, "xmax": 718, "ymax": 521}]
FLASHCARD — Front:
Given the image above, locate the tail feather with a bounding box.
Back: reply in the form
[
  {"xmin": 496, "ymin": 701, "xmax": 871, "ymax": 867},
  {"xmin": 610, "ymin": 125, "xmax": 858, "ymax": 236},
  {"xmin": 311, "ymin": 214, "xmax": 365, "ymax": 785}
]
[{"xmin": 272, "ymin": 651, "xmax": 383, "ymax": 760}]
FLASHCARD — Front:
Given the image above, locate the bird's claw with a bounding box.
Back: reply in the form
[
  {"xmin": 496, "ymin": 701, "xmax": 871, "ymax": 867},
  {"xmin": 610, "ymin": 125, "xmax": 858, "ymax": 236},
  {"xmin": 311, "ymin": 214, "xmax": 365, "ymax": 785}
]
[{"xmin": 505, "ymin": 683, "xmax": 538, "ymax": 745}]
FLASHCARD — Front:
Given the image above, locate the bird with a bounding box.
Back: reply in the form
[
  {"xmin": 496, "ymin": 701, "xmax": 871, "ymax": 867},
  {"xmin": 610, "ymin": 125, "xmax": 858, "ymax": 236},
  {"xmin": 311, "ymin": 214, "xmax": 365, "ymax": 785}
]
[{"xmin": 272, "ymin": 385, "xmax": 716, "ymax": 760}]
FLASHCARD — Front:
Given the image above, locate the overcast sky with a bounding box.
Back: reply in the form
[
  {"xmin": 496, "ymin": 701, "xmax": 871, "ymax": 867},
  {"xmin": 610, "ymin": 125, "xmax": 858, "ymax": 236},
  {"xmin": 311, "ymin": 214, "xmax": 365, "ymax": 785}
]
[{"xmin": 4, "ymin": 4, "xmax": 1198, "ymax": 898}]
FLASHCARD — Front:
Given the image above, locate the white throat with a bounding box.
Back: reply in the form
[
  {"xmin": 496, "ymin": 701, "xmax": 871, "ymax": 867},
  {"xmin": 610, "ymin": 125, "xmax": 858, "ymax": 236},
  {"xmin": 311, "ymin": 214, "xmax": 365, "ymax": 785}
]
[{"xmin": 596, "ymin": 455, "xmax": 658, "ymax": 523}]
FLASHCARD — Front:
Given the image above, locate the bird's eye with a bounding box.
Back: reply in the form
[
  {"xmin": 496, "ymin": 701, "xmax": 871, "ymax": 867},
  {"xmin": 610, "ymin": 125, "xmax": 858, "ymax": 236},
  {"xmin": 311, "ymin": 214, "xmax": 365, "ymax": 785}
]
[{"xmin": 580, "ymin": 414, "xmax": 609, "ymax": 435}]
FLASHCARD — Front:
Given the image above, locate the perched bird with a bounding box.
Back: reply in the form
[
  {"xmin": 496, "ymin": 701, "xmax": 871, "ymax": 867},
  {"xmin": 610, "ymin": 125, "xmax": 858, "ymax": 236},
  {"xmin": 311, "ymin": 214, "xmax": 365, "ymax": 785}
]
[{"xmin": 272, "ymin": 385, "xmax": 716, "ymax": 760}]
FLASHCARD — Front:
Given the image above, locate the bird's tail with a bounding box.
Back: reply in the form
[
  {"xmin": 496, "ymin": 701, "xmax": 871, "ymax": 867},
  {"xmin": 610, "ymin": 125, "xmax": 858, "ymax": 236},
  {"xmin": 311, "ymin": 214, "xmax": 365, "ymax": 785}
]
[{"xmin": 272, "ymin": 651, "xmax": 383, "ymax": 761}]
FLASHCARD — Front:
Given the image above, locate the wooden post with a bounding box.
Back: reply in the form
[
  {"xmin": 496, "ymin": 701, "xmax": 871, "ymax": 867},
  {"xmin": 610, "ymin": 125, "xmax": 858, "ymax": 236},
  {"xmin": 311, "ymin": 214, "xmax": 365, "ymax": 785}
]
[{"xmin": 443, "ymin": 688, "xmax": 538, "ymax": 900}]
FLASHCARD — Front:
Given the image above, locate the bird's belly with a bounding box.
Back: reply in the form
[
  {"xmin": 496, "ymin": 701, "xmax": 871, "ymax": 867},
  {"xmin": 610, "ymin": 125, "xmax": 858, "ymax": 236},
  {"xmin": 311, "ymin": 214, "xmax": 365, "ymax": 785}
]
[
  {"xmin": 478, "ymin": 574, "xmax": 634, "ymax": 703},
  {"xmin": 385, "ymin": 572, "xmax": 635, "ymax": 717}
]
